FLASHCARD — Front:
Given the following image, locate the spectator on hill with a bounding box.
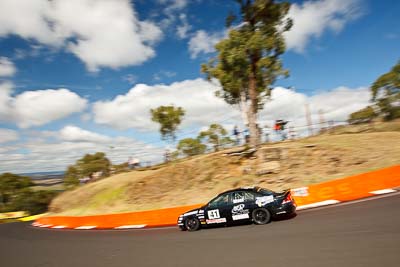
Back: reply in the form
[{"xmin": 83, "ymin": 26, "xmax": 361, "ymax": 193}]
[{"xmin": 233, "ymin": 125, "xmax": 240, "ymax": 145}]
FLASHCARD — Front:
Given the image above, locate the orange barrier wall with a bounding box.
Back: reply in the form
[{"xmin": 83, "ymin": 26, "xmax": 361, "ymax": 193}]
[
  {"xmin": 36, "ymin": 165, "xmax": 400, "ymax": 229},
  {"xmin": 292, "ymin": 165, "xmax": 400, "ymax": 206},
  {"xmin": 37, "ymin": 204, "xmax": 203, "ymax": 229}
]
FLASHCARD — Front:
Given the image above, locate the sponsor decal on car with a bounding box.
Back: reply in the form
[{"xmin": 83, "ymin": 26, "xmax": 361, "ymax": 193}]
[
  {"xmin": 232, "ymin": 204, "xmax": 245, "ymax": 213},
  {"xmin": 231, "ymin": 204, "xmax": 250, "ymax": 220},
  {"xmin": 255, "ymin": 196, "xmax": 274, "ymax": 207},
  {"xmin": 208, "ymin": 209, "xmax": 221, "ymax": 219},
  {"xmin": 206, "ymin": 218, "xmax": 227, "ymax": 224},
  {"xmin": 184, "ymin": 210, "xmax": 199, "ymax": 216},
  {"xmin": 232, "ymin": 214, "xmax": 250, "ymax": 220}
]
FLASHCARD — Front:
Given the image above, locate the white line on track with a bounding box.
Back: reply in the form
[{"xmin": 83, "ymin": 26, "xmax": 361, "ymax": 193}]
[
  {"xmin": 39, "ymin": 224, "xmax": 52, "ymax": 228},
  {"xmin": 74, "ymin": 226, "xmax": 97, "ymax": 230},
  {"xmin": 369, "ymin": 188, "xmax": 396, "ymax": 195},
  {"xmin": 297, "ymin": 200, "xmax": 340, "ymax": 210},
  {"xmin": 52, "ymin": 226, "xmax": 67, "ymax": 229},
  {"xmin": 114, "ymin": 225, "xmax": 147, "ymax": 229}
]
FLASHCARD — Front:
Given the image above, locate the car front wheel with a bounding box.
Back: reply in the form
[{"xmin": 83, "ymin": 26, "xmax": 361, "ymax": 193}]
[
  {"xmin": 252, "ymin": 208, "xmax": 272, "ymax": 225},
  {"xmin": 184, "ymin": 217, "xmax": 200, "ymax": 231}
]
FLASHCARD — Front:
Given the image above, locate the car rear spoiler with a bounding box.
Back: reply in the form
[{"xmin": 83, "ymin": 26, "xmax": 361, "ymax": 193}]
[{"xmin": 276, "ymin": 189, "xmax": 291, "ymax": 198}]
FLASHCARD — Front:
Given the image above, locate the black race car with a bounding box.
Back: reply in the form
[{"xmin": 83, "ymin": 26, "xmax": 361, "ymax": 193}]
[{"xmin": 177, "ymin": 187, "xmax": 296, "ymax": 231}]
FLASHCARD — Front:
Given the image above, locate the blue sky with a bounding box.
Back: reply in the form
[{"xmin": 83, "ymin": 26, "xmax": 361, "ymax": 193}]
[{"xmin": 0, "ymin": 0, "xmax": 399, "ymax": 173}]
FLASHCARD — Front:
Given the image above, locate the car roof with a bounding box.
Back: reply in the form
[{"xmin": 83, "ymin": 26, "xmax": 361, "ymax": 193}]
[{"xmin": 217, "ymin": 186, "xmax": 266, "ymax": 196}]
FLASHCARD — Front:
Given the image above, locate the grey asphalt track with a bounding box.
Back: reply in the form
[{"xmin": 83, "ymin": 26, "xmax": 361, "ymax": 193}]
[{"xmin": 1, "ymin": 194, "xmax": 399, "ymax": 267}]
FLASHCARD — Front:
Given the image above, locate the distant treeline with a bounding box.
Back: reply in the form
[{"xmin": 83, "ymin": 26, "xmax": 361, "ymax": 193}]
[{"xmin": 0, "ymin": 173, "xmax": 60, "ymax": 215}]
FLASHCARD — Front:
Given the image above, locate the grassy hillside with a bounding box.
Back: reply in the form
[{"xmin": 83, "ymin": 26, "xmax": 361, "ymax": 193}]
[{"xmin": 50, "ymin": 121, "xmax": 400, "ymax": 216}]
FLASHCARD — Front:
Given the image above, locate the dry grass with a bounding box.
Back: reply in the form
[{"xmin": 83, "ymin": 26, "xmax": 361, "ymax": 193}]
[{"xmin": 49, "ymin": 121, "xmax": 400, "ymax": 216}]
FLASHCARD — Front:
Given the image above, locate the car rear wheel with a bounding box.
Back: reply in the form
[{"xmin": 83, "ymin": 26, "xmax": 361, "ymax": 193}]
[
  {"xmin": 252, "ymin": 208, "xmax": 271, "ymax": 225},
  {"xmin": 185, "ymin": 217, "xmax": 200, "ymax": 231}
]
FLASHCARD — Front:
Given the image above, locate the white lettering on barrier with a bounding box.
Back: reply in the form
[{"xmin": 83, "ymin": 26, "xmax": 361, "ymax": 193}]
[{"xmin": 291, "ymin": 187, "xmax": 309, "ymax": 197}]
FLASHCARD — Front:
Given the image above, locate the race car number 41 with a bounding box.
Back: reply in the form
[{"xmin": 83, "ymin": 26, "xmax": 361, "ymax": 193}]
[{"xmin": 208, "ymin": 209, "xmax": 220, "ymax": 219}]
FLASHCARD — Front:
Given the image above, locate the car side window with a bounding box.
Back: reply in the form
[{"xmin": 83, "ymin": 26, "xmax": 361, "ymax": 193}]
[
  {"xmin": 208, "ymin": 193, "xmax": 230, "ymax": 208},
  {"xmin": 232, "ymin": 191, "xmax": 245, "ymax": 203},
  {"xmin": 244, "ymin": 192, "xmax": 255, "ymax": 202}
]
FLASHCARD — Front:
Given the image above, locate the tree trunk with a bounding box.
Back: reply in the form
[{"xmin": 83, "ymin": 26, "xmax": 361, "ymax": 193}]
[
  {"xmin": 239, "ymin": 90, "xmax": 249, "ymax": 125},
  {"xmin": 248, "ymin": 71, "xmax": 260, "ymax": 148}
]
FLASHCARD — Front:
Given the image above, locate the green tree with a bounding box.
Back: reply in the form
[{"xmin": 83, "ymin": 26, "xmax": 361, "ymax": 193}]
[
  {"xmin": 371, "ymin": 61, "xmax": 400, "ymax": 120},
  {"xmin": 177, "ymin": 138, "xmax": 206, "ymax": 157},
  {"xmin": 150, "ymin": 105, "xmax": 185, "ymax": 142},
  {"xmin": 0, "ymin": 173, "xmax": 56, "ymax": 214},
  {"xmin": 76, "ymin": 152, "xmax": 111, "ymax": 179},
  {"xmin": 63, "ymin": 152, "xmax": 111, "ymax": 189},
  {"xmin": 0, "ymin": 173, "xmax": 33, "ymax": 210},
  {"xmin": 11, "ymin": 189, "xmax": 57, "ymax": 215},
  {"xmin": 198, "ymin": 124, "xmax": 234, "ymax": 152},
  {"xmin": 202, "ymin": 0, "xmax": 292, "ymax": 147},
  {"xmin": 376, "ymin": 97, "xmax": 400, "ymax": 120},
  {"xmin": 348, "ymin": 106, "xmax": 377, "ymax": 124},
  {"xmin": 63, "ymin": 166, "xmax": 80, "ymax": 189}
]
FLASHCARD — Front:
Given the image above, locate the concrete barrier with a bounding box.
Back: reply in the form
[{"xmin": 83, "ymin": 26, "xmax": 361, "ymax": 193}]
[
  {"xmin": 35, "ymin": 165, "xmax": 400, "ymax": 230},
  {"xmin": 292, "ymin": 165, "xmax": 400, "ymax": 209},
  {"xmin": 35, "ymin": 204, "xmax": 202, "ymax": 229},
  {"xmin": 0, "ymin": 211, "xmax": 28, "ymax": 220}
]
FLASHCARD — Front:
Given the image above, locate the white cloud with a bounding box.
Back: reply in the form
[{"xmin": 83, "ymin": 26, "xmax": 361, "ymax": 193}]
[
  {"xmin": 185, "ymin": 0, "xmax": 363, "ymax": 58},
  {"xmin": 260, "ymin": 86, "xmax": 370, "ymax": 125},
  {"xmin": 153, "ymin": 70, "xmax": 177, "ymax": 81},
  {"xmin": 0, "ymin": 57, "xmax": 16, "ymax": 77},
  {"xmin": 0, "ymin": 128, "xmax": 19, "ymax": 143},
  {"xmin": 14, "ymin": 88, "xmax": 88, "ymax": 128},
  {"xmin": 188, "ymin": 30, "xmax": 225, "ymax": 59},
  {"xmin": 160, "ymin": 0, "xmax": 188, "ymax": 15},
  {"xmin": 59, "ymin": 125, "xmax": 111, "ymax": 143},
  {"xmin": 157, "ymin": 0, "xmax": 189, "ymax": 29},
  {"xmin": 176, "ymin": 13, "xmax": 191, "ymax": 39},
  {"xmin": 93, "ymin": 78, "xmax": 235, "ymax": 131},
  {"xmin": 0, "ymin": 82, "xmax": 15, "ymax": 122},
  {"xmin": 0, "ymin": 83, "xmax": 87, "ymax": 128},
  {"xmin": 0, "ymin": 128, "xmax": 165, "ymax": 173},
  {"xmin": 308, "ymin": 87, "xmax": 371, "ymax": 120},
  {"xmin": 92, "ymin": 78, "xmax": 370, "ymax": 135},
  {"xmin": 51, "ymin": 0, "xmax": 163, "ymax": 71},
  {"xmin": 122, "ymin": 74, "xmax": 138, "ymax": 85},
  {"xmin": 93, "ymin": 77, "xmax": 371, "ymax": 135},
  {"xmin": 0, "ymin": 0, "xmax": 163, "ymax": 71},
  {"xmin": 284, "ymin": 0, "xmax": 363, "ymax": 53},
  {"xmin": 0, "ymin": 0, "xmax": 61, "ymax": 45}
]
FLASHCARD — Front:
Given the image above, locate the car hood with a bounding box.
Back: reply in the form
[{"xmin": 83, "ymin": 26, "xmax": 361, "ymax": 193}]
[{"xmin": 180, "ymin": 206, "xmax": 205, "ymax": 217}]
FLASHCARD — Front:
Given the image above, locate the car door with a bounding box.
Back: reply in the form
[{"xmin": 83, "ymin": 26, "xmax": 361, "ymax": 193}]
[
  {"xmin": 204, "ymin": 193, "xmax": 231, "ymax": 225},
  {"xmin": 230, "ymin": 191, "xmax": 252, "ymax": 223}
]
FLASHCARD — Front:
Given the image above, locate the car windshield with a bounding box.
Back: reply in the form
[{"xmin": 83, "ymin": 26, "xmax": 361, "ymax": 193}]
[{"xmin": 208, "ymin": 194, "xmax": 229, "ymax": 207}]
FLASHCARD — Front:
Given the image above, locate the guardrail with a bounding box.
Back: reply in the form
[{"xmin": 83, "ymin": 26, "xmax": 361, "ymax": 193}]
[{"xmin": 34, "ymin": 165, "xmax": 400, "ymax": 230}]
